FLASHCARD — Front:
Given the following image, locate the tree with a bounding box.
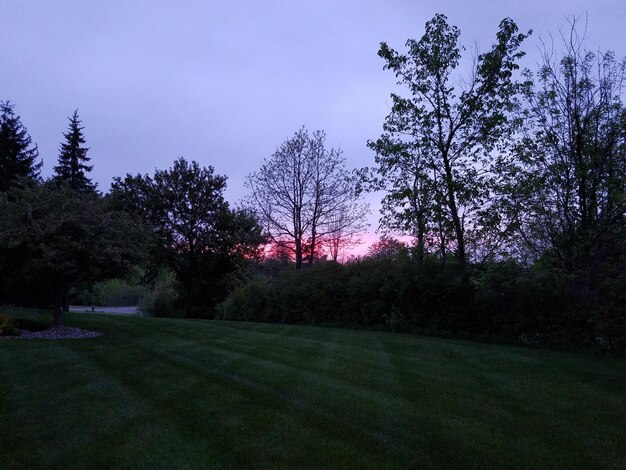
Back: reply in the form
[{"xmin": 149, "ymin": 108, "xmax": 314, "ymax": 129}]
[
  {"xmin": 367, "ymin": 14, "xmax": 530, "ymax": 266},
  {"xmin": 0, "ymin": 101, "xmax": 41, "ymax": 193},
  {"xmin": 247, "ymin": 127, "xmax": 368, "ymax": 269},
  {"xmin": 0, "ymin": 180, "xmax": 145, "ymax": 327},
  {"xmin": 110, "ymin": 158, "xmax": 265, "ymax": 316},
  {"xmin": 54, "ymin": 110, "xmax": 96, "ymax": 193},
  {"xmin": 324, "ymin": 210, "xmax": 366, "ymax": 262},
  {"xmin": 367, "ymin": 236, "xmax": 409, "ymax": 259},
  {"xmin": 512, "ymin": 17, "xmax": 626, "ymax": 271}
]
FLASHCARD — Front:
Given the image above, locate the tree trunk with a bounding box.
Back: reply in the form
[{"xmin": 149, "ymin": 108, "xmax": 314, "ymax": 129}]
[
  {"xmin": 442, "ymin": 156, "xmax": 466, "ymax": 266},
  {"xmin": 53, "ymin": 287, "xmax": 64, "ymax": 328},
  {"xmin": 62, "ymin": 286, "xmax": 70, "ymax": 312},
  {"xmin": 295, "ymin": 237, "xmax": 303, "ymax": 270},
  {"xmin": 416, "ymin": 216, "xmax": 425, "ymax": 263},
  {"xmin": 308, "ymin": 229, "xmax": 317, "ymax": 265}
]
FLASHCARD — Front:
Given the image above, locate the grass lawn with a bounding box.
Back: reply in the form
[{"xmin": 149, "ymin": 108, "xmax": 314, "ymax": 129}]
[{"xmin": 1, "ymin": 308, "xmax": 625, "ymax": 469}]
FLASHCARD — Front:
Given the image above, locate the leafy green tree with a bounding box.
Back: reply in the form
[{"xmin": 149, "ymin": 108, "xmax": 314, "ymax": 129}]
[
  {"xmin": 54, "ymin": 110, "xmax": 96, "ymax": 193},
  {"xmin": 0, "ymin": 101, "xmax": 41, "ymax": 193},
  {"xmin": 367, "ymin": 14, "xmax": 530, "ymax": 266},
  {"xmin": 0, "ymin": 180, "xmax": 146, "ymax": 326},
  {"xmin": 110, "ymin": 158, "xmax": 265, "ymax": 316},
  {"xmin": 512, "ymin": 18, "xmax": 626, "ymax": 271},
  {"xmin": 505, "ymin": 18, "xmax": 626, "ymax": 345}
]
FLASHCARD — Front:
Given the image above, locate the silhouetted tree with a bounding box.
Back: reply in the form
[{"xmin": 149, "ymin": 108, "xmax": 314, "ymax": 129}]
[
  {"xmin": 324, "ymin": 211, "xmax": 365, "ymax": 262},
  {"xmin": 367, "ymin": 15, "xmax": 530, "ymax": 266},
  {"xmin": 247, "ymin": 127, "xmax": 368, "ymax": 269},
  {"xmin": 54, "ymin": 110, "xmax": 96, "ymax": 193},
  {"xmin": 0, "ymin": 101, "xmax": 41, "ymax": 193},
  {"xmin": 0, "ymin": 180, "xmax": 145, "ymax": 326},
  {"xmin": 512, "ymin": 17, "xmax": 626, "ymax": 271},
  {"xmin": 367, "ymin": 236, "xmax": 409, "ymax": 259},
  {"xmin": 110, "ymin": 158, "xmax": 265, "ymax": 316}
]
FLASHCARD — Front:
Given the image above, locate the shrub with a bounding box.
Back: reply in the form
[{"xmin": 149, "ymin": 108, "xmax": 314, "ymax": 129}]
[
  {"xmin": 216, "ymin": 277, "xmax": 273, "ymax": 321},
  {"xmin": 96, "ymin": 279, "xmax": 146, "ymax": 306},
  {"xmin": 70, "ymin": 268, "xmax": 147, "ymax": 306},
  {"xmin": 139, "ymin": 270, "xmax": 180, "ymax": 317},
  {"xmin": 0, "ymin": 313, "xmax": 18, "ymax": 336},
  {"xmin": 217, "ymin": 253, "xmax": 626, "ymax": 351}
]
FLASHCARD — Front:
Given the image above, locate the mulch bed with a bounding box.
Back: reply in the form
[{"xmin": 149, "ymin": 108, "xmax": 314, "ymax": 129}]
[{"xmin": 1, "ymin": 326, "xmax": 103, "ymax": 340}]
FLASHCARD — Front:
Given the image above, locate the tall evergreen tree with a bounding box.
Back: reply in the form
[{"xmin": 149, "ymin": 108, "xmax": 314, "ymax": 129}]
[
  {"xmin": 54, "ymin": 110, "xmax": 96, "ymax": 193},
  {"xmin": 0, "ymin": 101, "xmax": 41, "ymax": 193}
]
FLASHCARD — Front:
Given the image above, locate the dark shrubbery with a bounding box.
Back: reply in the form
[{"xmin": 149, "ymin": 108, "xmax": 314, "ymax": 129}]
[
  {"xmin": 139, "ymin": 270, "xmax": 180, "ymax": 317},
  {"xmin": 218, "ymin": 255, "xmax": 467, "ymax": 329},
  {"xmin": 218, "ymin": 253, "xmax": 626, "ymax": 351},
  {"xmin": 71, "ymin": 274, "xmax": 146, "ymax": 307},
  {"xmin": 0, "ymin": 313, "xmax": 18, "ymax": 336}
]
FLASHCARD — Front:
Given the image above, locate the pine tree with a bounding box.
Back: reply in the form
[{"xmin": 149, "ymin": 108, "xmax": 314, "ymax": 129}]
[
  {"xmin": 0, "ymin": 101, "xmax": 41, "ymax": 193},
  {"xmin": 54, "ymin": 110, "xmax": 96, "ymax": 193}
]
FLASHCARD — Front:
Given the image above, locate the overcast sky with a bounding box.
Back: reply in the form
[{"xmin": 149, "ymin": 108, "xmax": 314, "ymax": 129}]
[{"xmin": 2, "ymin": 0, "xmax": 624, "ymax": 245}]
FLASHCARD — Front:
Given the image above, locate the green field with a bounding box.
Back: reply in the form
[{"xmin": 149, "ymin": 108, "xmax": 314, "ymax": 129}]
[{"xmin": 1, "ymin": 309, "xmax": 625, "ymax": 469}]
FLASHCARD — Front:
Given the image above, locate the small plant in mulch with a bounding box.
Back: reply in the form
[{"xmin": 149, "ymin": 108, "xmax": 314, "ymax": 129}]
[{"xmin": 0, "ymin": 313, "xmax": 19, "ymax": 336}]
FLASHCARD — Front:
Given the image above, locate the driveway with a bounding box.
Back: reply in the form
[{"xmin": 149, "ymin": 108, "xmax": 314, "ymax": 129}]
[{"xmin": 69, "ymin": 305, "xmax": 139, "ymax": 315}]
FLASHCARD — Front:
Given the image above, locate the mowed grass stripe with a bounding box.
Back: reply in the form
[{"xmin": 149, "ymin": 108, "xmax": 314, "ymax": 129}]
[
  {"xmin": 57, "ymin": 329, "xmax": 404, "ymax": 468},
  {"xmin": 129, "ymin": 336, "xmax": 407, "ymax": 462},
  {"xmin": 1, "ymin": 309, "xmax": 625, "ymax": 469},
  {"xmin": 128, "ymin": 325, "xmax": 620, "ymax": 468},
  {"xmin": 56, "ymin": 318, "xmax": 403, "ymax": 467}
]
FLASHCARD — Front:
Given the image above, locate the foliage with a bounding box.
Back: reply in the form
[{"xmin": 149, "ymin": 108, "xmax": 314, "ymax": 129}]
[
  {"xmin": 110, "ymin": 157, "xmax": 265, "ymax": 316},
  {"xmin": 219, "ymin": 250, "xmax": 625, "ymax": 350},
  {"xmin": 54, "ymin": 110, "xmax": 96, "ymax": 193},
  {"xmin": 138, "ymin": 269, "xmax": 179, "ymax": 317},
  {"xmin": 0, "ymin": 180, "xmax": 146, "ymax": 326},
  {"xmin": 511, "ymin": 18, "xmax": 626, "ymax": 271},
  {"xmin": 97, "ymin": 280, "xmax": 144, "ymax": 307},
  {"xmin": 220, "ymin": 255, "xmax": 466, "ymax": 331},
  {"xmin": 365, "ymin": 15, "xmax": 530, "ymax": 264},
  {"xmin": 0, "ymin": 101, "xmax": 41, "ymax": 193},
  {"xmin": 72, "ymin": 278, "xmax": 146, "ymax": 307},
  {"xmin": 497, "ymin": 18, "xmax": 626, "ymax": 345},
  {"xmin": 247, "ymin": 127, "xmax": 368, "ymax": 268},
  {"xmin": 366, "ymin": 236, "xmax": 409, "ymax": 258},
  {"xmin": 0, "ymin": 313, "xmax": 18, "ymax": 336}
]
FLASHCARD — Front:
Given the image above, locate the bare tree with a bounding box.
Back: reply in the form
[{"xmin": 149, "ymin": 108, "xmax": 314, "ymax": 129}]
[
  {"xmin": 247, "ymin": 127, "xmax": 368, "ymax": 269},
  {"xmin": 324, "ymin": 201, "xmax": 368, "ymax": 262}
]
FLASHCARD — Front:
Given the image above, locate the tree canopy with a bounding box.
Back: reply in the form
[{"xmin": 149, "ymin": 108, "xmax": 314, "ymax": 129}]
[
  {"xmin": 54, "ymin": 110, "xmax": 96, "ymax": 193},
  {"xmin": 110, "ymin": 157, "xmax": 265, "ymax": 315},
  {"xmin": 366, "ymin": 15, "xmax": 530, "ymax": 265},
  {"xmin": 0, "ymin": 180, "xmax": 145, "ymax": 326},
  {"xmin": 0, "ymin": 101, "xmax": 41, "ymax": 193}
]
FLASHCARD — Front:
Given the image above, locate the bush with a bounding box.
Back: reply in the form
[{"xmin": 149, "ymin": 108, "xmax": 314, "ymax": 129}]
[
  {"xmin": 218, "ymin": 256, "xmax": 472, "ymax": 331},
  {"xmin": 216, "ymin": 277, "xmax": 274, "ymax": 322},
  {"xmin": 0, "ymin": 313, "xmax": 18, "ymax": 336},
  {"xmin": 139, "ymin": 270, "xmax": 180, "ymax": 317},
  {"xmin": 96, "ymin": 279, "xmax": 146, "ymax": 306},
  {"xmin": 70, "ymin": 268, "xmax": 147, "ymax": 306},
  {"xmin": 217, "ymin": 253, "xmax": 626, "ymax": 351}
]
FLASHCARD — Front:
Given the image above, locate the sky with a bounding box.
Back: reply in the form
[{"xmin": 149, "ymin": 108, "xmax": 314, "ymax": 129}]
[{"xmin": 1, "ymin": 0, "xmax": 625, "ymax": 250}]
